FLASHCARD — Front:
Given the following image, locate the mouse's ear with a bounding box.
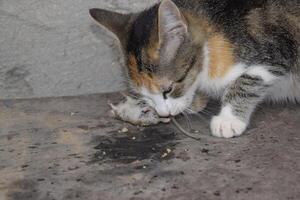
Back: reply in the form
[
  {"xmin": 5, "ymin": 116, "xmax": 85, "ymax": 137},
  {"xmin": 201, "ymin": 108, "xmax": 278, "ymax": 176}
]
[{"xmin": 89, "ymin": 8, "xmax": 133, "ymax": 44}]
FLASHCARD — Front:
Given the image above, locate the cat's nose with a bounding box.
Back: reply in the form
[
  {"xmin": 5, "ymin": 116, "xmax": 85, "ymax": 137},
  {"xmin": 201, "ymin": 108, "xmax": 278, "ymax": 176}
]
[
  {"xmin": 160, "ymin": 114, "xmax": 171, "ymax": 118},
  {"xmin": 156, "ymin": 110, "xmax": 171, "ymax": 118},
  {"xmin": 155, "ymin": 105, "xmax": 171, "ymax": 117}
]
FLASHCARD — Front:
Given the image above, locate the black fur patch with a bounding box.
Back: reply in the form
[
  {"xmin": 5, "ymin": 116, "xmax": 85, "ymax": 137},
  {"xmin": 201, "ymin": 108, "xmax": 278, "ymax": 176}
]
[{"xmin": 126, "ymin": 5, "xmax": 159, "ymax": 71}]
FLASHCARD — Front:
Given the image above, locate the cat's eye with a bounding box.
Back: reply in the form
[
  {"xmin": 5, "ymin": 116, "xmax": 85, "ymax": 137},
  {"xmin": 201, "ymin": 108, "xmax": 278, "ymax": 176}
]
[{"xmin": 162, "ymin": 85, "xmax": 173, "ymax": 99}]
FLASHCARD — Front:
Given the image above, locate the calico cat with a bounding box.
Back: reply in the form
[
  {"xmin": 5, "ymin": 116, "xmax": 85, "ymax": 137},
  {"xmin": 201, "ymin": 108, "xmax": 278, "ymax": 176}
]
[{"xmin": 90, "ymin": 0, "xmax": 300, "ymax": 138}]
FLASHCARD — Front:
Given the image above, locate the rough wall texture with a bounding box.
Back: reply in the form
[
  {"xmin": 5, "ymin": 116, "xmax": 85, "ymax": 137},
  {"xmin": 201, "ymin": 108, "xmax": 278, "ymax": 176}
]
[{"xmin": 0, "ymin": 0, "xmax": 159, "ymax": 99}]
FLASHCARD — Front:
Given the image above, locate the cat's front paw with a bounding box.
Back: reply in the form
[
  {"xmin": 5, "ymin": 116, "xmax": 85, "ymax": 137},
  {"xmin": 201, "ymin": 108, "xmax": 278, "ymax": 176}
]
[
  {"xmin": 210, "ymin": 106, "xmax": 247, "ymax": 138},
  {"xmin": 210, "ymin": 116, "xmax": 246, "ymax": 138}
]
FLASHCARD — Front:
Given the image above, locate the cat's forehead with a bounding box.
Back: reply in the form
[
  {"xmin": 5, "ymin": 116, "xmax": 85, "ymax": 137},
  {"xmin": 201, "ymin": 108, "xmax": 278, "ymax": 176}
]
[
  {"xmin": 127, "ymin": 53, "xmax": 159, "ymax": 92},
  {"xmin": 126, "ymin": 7, "xmax": 157, "ymax": 45},
  {"xmin": 126, "ymin": 5, "xmax": 159, "ymax": 70}
]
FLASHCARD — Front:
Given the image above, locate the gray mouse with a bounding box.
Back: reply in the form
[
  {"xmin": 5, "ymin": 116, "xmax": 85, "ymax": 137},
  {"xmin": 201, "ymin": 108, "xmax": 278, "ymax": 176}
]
[{"xmin": 109, "ymin": 95, "xmax": 170, "ymax": 126}]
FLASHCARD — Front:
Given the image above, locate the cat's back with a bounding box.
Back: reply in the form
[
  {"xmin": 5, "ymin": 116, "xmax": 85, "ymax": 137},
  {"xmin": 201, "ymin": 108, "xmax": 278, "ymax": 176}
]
[
  {"xmin": 175, "ymin": 0, "xmax": 300, "ymax": 38},
  {"xmin": 240, "ymin": 0, "xmax": 300, "ymax": 74},
  {"xmin": 175, "ymin": 0, "xmax": 300, "ymax": 18},
  {"xmin": 175, "ymin": 0, "xmax": 300, "ymax": 43},
  {"xmin": 175, "ymin": 0, "xmax": 300, "ymax": 101},
  {"xmin": 178, "ymin": 0, "xmax": 300, "ymax": 71}
]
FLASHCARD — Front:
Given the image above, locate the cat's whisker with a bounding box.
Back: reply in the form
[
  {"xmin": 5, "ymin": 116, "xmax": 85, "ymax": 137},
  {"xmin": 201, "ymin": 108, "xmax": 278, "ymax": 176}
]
[
  {"xmin": 185, "ymin": 107, "xmax": 196, "ymax": 114},
  {"xmin": 171, "ymin": 118, "xmax": 202, "ymax": 141},
  {"xmin": 204, "ymin": 105, "xmax": 220, "ymax": 113},
  {"xmin": 196, "ymin": 112, "xmax": 210, "ymax": 121},
  {"xmin": 184, "ymin": 111, "xmax": 209, "ymax": 134},
  {"xmin": 186, "ymin": 106, "xmax": 213, "ymax": 117},
  {"xmin": 182, "ymin": 111, "xmax": 192, "ymax": 131},
  {"xmin": 185, "ymin": 107, "xmax": 200, "ymax": 115},
  {"xmin": 200, "ymin": 109, "xmax": 216, "ymax": 116},
  {"xmin": 185, "ymin": 108, "xmax": 211, "ymax": 124}
]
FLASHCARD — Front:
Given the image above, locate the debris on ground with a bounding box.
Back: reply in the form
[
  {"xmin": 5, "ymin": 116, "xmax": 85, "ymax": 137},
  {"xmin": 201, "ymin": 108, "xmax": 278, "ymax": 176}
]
[
  {"xmin": 161, "ymin": 148, "xmax": 172, "ymax": 158},
  {"xmin": 121, "ymin": 127, "xmax": 129, "ymax": 133}
]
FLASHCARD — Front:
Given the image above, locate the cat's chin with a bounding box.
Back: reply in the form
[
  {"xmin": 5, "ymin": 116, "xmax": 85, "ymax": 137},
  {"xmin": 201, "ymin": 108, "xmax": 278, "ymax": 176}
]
[
  {"xmin": 155, "ymin": 106, "xmax": 188, "ymax": 117},
  {"xmin": 154, "ymin": 104, "xmax": 188, "ymax": 117}
]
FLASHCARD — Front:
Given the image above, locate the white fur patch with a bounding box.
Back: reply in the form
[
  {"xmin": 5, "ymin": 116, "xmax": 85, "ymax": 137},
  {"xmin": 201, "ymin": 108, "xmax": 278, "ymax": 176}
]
[
  {"xmin": 140, "ymin": 88, "xmax": 170, "ymax": 116},
  {"xmin": 141, "ymin": 68, "xmax": 200, "ymax": 117},
  {"xmin": 265, "ymin": 74, "xmax": 300, "ymax": 103},
  {"xmin": 247, "ymin": 66, "xmax": 276, "ymax": 83},
  {"xmin": 210, "ymin": 105, "xmax": 247, "ymax": 138},
  {"xmin": 165, "ymin": 96, "xmax": 192, "ymax": 116},
  {"xmin": 246, "ymin": 67, "xmax": 300, "ymax": 103}
]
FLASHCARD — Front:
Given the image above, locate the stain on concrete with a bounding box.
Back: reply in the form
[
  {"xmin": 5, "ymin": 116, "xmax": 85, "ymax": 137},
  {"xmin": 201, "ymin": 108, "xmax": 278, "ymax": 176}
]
[
  {"xmin": 91, "ymin": 126, "xmax": 178, "ymax": 164},
  {"xmin": 5, "ymin": 66, "xmax": 30, "ymax": 82},
  {"xmin": 6, "ymin": 180, "xmax": 40, "ymax": 200},
  {"xmin": 0, "ymin": 65, "xmax": 33, "ymax": 98},
  {"xmin": 77, "ymin": 123, "xmax": 112, "ymax": 131}
]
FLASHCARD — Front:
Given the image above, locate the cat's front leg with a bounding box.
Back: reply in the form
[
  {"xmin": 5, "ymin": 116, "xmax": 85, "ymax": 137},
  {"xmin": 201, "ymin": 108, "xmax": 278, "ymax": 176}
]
[{"xmin": 211, "ymin": 68, "xmax": 276, "ymax": 138}]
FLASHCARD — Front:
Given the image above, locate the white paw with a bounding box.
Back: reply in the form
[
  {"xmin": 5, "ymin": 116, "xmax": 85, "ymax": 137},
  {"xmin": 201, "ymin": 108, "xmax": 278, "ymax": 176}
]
[{"xmin": 210, "ymin": 106, "xmax": 247, "ymax": 138}]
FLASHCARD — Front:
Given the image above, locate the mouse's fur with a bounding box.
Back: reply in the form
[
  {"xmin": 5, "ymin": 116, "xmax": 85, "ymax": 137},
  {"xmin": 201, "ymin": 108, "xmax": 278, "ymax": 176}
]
[{"xmin": 110, "ymin": 95, "xmax": 170, "ymax": 126}]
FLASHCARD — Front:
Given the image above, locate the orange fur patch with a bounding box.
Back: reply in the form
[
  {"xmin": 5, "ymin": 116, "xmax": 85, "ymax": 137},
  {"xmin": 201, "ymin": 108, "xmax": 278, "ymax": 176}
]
[
  {"xmin": 146, "ymin": 26, "xmax": 160, "ymax": 62},
  {"xmin": 207, "ymin": 34, "xmax": 235, "ymax": 79},
  {"xmin": 128, "ymin": 54, "xmax": 159, "ymax": 92},
  {"xmin": 147, "ymin": 45, "xmax": 159, "ymax": 61},
  {"xmin": 183, "ymin": 11, "xmax": 213, "ymax": 44}
]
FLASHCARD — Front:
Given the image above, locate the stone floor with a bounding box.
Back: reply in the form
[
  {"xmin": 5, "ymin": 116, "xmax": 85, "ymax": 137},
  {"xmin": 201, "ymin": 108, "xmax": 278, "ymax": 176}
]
[{"xmin": 0, "ymin": 93, "xmax": 299, "ymax": 200}]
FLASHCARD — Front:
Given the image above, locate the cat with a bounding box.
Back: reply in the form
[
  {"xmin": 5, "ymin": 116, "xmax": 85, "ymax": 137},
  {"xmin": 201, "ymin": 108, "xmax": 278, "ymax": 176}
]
[{"xmin": 90, "ymin": 0, "xmax": 300, "ymax": 138}]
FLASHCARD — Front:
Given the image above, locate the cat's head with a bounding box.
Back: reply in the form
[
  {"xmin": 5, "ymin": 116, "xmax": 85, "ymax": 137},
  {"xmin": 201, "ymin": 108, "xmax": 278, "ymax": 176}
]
[{"xmin": 90, "ymin": 0, "xmax": 207, "ymax": 117}]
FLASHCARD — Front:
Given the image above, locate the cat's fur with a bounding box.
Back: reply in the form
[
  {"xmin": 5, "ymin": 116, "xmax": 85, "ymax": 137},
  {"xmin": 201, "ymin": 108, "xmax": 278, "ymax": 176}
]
[{"xmin": 90, "ymin": 0, "xmax": 300, "ymax": 138}]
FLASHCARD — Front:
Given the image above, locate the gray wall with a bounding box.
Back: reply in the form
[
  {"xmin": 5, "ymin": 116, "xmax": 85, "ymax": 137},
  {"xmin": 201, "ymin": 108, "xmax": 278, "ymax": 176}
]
[{"xmin": 0, "ymin": 0, "xmax": 159, "ymax": 99}]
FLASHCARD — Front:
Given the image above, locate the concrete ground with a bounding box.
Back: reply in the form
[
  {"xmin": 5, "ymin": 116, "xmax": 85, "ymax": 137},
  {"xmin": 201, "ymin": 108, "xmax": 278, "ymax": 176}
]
[
  {"xmin": 0, "ymin": 0, "xmax": 158, "ymax": 99},
  {"xmin": 0, "ymin": 93, "xmax": 299, "ymax": 200}
]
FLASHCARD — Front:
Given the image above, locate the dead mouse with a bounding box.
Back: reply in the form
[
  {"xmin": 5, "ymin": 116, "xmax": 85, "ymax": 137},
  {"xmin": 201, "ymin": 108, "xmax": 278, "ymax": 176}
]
[{"xmin": 109, "ymin": 95, "xmax": 170, "ymax": 126}]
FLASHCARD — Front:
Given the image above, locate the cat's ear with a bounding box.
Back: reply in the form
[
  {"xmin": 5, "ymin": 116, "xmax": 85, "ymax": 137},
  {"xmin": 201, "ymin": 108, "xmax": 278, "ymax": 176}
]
[
  {"xmin": 158, "ymin": 0, "xmax": 188, "ymax": 64},
  {"xmin": 89, "ymin": 8, "xmax": 132, "ymax": 44}
]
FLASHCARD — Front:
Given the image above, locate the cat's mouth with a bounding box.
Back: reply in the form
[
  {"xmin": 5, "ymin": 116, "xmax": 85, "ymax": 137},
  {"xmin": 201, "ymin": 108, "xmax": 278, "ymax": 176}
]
[
  {"xmin": 158, "ymin": 113, "xmax": 172, "ymax": 118},
  {"xmin": 144, "ymin": 97, "xmax": 190, "ymax": 118},
  {"xmin": 154, "ymin": 108, "xmax": 172, "ymax": 118},
  {"xmin": 154, "ymin": 104, "xmax": 186, "ymax": 118}
]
